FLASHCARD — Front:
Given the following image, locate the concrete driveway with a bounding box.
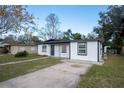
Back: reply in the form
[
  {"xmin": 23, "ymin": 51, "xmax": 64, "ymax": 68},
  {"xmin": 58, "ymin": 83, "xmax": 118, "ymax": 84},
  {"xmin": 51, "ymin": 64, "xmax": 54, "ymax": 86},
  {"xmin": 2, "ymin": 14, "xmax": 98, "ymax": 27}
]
[{"xmin": 0, "ymin": 62, "xmax": 92, "ymax": 88}]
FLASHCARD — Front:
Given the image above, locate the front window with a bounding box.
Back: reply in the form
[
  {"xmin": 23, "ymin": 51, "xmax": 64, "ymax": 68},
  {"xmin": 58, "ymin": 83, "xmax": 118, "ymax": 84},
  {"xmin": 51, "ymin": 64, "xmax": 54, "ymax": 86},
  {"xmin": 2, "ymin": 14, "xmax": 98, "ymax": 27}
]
[
  {"xmin": 42, "ymin": 45, "xmax": 47, "ymax": 52},
  {"xmin": 61, "ymin": 45, "xmax": 67, "ymax": 53},
  {"xmin": 78, "ymin": 42, "xmax": 87, "ymax": 55}
]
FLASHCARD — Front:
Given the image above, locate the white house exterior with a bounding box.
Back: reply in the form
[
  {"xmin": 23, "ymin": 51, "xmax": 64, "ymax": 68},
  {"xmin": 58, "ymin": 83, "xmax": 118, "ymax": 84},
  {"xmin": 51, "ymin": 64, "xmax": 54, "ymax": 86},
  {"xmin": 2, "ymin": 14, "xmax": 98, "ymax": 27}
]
[{"xmin": 38, "ymin": 39, "xmax": 103, "ymax": 63}]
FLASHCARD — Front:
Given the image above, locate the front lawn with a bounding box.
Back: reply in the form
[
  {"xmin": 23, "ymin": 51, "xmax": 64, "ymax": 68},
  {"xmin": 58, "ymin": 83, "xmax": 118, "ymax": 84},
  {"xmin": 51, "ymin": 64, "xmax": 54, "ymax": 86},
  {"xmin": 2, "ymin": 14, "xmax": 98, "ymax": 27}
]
[
  {"xmin": 0, "ymin": 57, "xmax": 61, "ymax": 82},
  {"xmin": 79, "ymin": 55, "xmax": 124, "ymax": 88},
  {"xmin": 0, "ymin": 53, "xmax": 42, "ymax": 64}
]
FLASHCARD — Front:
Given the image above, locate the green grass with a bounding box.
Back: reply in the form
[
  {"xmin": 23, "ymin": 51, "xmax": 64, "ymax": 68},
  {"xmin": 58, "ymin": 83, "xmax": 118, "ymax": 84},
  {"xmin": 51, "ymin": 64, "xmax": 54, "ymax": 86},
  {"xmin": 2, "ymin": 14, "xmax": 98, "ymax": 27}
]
[
  {"xmin": 0, "ymin": 53, "xmax": 42, "ymax": 64},
  {"xmin": 0, "ymin": 57, "xmax": 61, "ymax": 82},
  {"xmin": 79, "ymin": 55, "xmax": 124, "ymax": 88}
]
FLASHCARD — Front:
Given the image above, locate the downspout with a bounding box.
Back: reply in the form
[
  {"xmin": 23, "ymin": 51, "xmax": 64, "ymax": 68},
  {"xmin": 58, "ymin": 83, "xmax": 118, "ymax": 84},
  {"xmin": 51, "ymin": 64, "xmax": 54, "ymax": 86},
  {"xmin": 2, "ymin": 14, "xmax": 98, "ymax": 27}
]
[
  {"xmin": 97, "ymin": 41, "xmax": 99, "ymax": 62},
  {"xmin": 59, "ymin": 44, "xmax": 61, "ymax": 58},
  {"xmin": 69, "ymin": 42, "xmax": 71, "ymax": 59}
]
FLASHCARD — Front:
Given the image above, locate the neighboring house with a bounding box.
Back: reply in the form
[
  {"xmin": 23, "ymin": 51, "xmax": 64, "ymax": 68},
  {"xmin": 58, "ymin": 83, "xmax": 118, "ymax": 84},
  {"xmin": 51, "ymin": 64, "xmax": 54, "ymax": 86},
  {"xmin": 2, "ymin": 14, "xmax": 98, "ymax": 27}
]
[
  {"xmin": 0, "ymin": 40, "xmax": 5, "ymax": 54},
  {"xmin": 10, "ymin": 44, "xmax": 38, "ymax": 54},
  {"xmin": 0, "ymin": 39, "xmax": 11, "ymax": 54},
  {"xmin": 0, "ymin": 39, "xmax": 38, "ymax": 54},
  {"xmin": 38, "ymin": 39, "xmax": 103, "ymax": 63}
]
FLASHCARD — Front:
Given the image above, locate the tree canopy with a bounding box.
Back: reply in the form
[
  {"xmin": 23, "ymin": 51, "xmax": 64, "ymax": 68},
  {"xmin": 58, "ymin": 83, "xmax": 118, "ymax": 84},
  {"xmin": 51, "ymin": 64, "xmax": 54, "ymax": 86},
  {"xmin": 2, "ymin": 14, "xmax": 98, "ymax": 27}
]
[
  {"xmin": 0, "ymin": 5, "xmax": 35, "ymax": 35},
  {"xmin": 38, "ymin": 13, "xmax": 62, "ymax": 40},
  {"xmin": 94, "ymin": 5, "xmax": 124, "ymax": 52},
  {"xmin": 62, "ymin": 29, "xmax": 84, "ymax": 40}
]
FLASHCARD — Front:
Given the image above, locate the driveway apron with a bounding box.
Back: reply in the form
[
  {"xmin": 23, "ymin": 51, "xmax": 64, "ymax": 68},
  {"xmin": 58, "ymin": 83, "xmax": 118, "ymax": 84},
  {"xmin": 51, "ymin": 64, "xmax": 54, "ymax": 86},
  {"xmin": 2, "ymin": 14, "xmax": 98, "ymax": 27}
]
[{"xmin": 0, "ymin": 62, "xmax": 92, "ymax": 88}]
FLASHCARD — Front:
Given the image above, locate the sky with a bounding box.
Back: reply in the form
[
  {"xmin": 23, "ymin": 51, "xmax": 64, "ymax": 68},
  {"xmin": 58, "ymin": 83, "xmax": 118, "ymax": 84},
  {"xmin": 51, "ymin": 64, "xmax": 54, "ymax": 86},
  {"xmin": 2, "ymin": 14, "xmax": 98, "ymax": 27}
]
[{"xmin": 27, "ymin": 5, "xmax": 108, "ymax": 35}]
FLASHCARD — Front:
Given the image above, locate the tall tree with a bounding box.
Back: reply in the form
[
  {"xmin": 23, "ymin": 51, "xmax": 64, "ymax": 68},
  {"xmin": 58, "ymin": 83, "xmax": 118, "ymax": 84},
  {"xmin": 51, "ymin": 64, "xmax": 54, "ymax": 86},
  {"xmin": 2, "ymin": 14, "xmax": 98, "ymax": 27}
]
[
  {"xmin": 63, "ymin": 29, "xmax": 72, "ymax": 40},
  {"xmin": 32, "ymin": 36, "xmax": 41, "ymax": 44},
  {"xmin": 94, "ymin": 5, "xmax": 124, "ymax": 52},
  {"xmin": 62, "ymin": 29, "xmax": 86, "ymax": 40},
  {"xmin": 0, "ymin": 5, "xmax": 35, "ymax": 35},
  {"xmin": 18, "ymin": 32, "xmax": 33, "ymax": 45},
  {"xmin": 87, "ymin": 32, "xmax": 98, "ymax": 40},
  {"xmin": 18, "ymin": 28, "xmax": 41, "ymax": 45},
  {"xmin": 71, "ymin": 33, "xmax": 82, "ymax": 40},
  {"xmin": 81, "ymin": 34, "xmax": 86, "ymax": 40},
  {"xmin": 4, "ymin": 34, "xmax": 16, "ymax": 43},
  {"xmin": 39, "ymin": 13, "xmax": 61, "ymax": 40}
]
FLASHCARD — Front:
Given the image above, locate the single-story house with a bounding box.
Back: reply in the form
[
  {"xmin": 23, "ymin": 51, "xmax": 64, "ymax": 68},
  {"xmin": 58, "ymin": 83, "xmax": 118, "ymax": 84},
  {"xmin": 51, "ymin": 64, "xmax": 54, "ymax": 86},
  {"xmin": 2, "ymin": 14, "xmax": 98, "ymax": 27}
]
[
  {"xmin": 0, "ymin": 39, "xmax": 11, "ymax": 54},
  {"xmin": 10, "ymin": 44, "xmax": 38, "ymax": 54},
  {"xmin": 0, "ymin": 39, "xmax": 38, "ymax": 54},
  {"xmin": 38, "ymin": 39, "xmax": 103, "ymax": 63}
]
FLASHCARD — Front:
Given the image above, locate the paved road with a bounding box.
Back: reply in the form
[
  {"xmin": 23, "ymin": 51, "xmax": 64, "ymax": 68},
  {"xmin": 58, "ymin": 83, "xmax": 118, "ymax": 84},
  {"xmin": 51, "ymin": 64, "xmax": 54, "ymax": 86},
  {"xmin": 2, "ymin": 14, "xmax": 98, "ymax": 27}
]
[{"xmin": 0, "ymin": 62, "xmax": 92, "ymax": 88}]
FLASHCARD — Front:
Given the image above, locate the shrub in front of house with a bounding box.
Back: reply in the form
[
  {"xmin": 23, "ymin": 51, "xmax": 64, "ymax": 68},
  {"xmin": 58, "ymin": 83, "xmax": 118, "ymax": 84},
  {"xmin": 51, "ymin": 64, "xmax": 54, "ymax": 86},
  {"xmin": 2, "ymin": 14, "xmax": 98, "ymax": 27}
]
[
  {"xmin": 15, "ymin": 51, "xmax": 29, "ymax": 57},
  {"xmin": 0, "ymin": 48, "xmax": 9, "ymax": 54}
]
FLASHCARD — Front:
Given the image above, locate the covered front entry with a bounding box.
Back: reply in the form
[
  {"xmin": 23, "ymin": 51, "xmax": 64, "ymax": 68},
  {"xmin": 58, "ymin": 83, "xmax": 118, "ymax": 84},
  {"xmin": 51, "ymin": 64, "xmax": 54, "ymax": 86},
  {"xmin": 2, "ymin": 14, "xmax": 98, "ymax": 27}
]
[
  {"xmin": 51, "ymin": 45, "xmax": 55, "ymax": 56},
  {"xmin": 52, "ymin": 44, "xmax": 70, "ymax": 58}
]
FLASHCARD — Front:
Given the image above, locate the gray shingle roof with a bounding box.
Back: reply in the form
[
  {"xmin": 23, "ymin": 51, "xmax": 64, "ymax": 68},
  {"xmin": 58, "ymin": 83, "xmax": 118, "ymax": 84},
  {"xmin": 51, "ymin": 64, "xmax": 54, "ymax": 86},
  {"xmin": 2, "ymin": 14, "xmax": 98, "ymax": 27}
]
[{"xmin": 40, "ymin": 39, "xmax": 102, "ymax": 44}]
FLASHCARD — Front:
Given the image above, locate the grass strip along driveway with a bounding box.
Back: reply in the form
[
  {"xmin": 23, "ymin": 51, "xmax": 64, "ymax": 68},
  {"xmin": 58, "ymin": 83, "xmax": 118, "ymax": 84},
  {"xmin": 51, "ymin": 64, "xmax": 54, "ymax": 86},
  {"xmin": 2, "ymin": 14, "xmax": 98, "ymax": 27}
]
[
  {"xmin": 0, "ymin": 54, "xmax": 42, "ymax": 64},
  {"xmin": 0, "ymin": 57, "xmax": 61, "ymax": 82},
  {"xmin": 0, "ymin": 57, "xmax": 48, "ymax": 66},
  {"xmin": 79, "ymin": 55, "xmax": 124, "ymax": 88}
]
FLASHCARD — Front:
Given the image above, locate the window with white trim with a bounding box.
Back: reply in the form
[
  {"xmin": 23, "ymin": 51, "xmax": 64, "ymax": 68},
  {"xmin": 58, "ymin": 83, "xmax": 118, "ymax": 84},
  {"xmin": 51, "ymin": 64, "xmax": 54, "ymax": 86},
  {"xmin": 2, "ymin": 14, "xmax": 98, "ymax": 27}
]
[
  {"xmin": 78, "ymin": 42, "xmax": 87, "ymax": 55},
  {"xmin": 61, "ymin": 45, "xmax": 67, "ymax": 53},
  {"xmin": 42, "ymin": 45, "xmax": 47, "ymax": 52}
]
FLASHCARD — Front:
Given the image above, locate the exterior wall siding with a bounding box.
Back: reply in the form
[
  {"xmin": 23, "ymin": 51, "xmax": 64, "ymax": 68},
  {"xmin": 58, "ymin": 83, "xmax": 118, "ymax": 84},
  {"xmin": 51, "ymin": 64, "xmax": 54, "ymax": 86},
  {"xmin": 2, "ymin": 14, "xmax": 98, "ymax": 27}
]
[
  {"xmin": 11, "ymin": 46, "xmax": 37, "ymax": 54},
  {"xmin": 70, "ymin": 42, "xmax": 98, "ymax": 62},
  {"xmin": 11, "ymin": 46, "xmax": 19, "ymax": 54},
  {"xmin": 38, "ymin": 44, "xmax": 50, "ymax": 56},
  {"xmin": 54, "ymin": 45, "xmax": 60, "ymax": 57},
  {"xmin": 38, "ymin": 41, "xmax": 103, "ymax": 62},
  {"xmin": 59, "ymin": 44, "xmax": 69, "ymax": 58},
  {"xmin": 38, "ymin": 44, "xmax": 69, "ymax": 58}
]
